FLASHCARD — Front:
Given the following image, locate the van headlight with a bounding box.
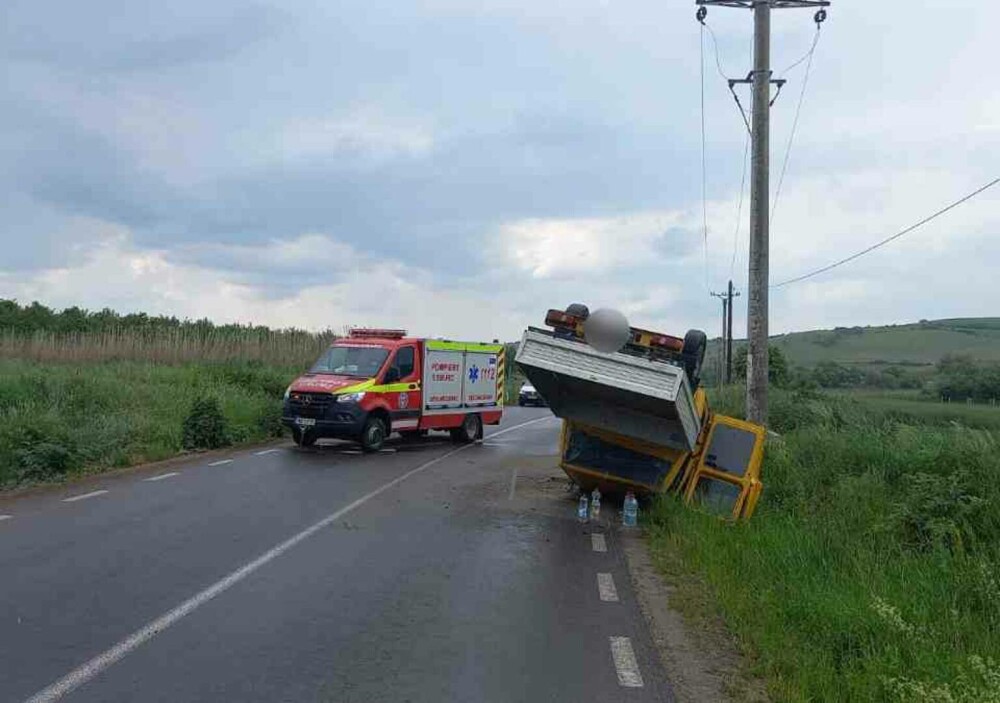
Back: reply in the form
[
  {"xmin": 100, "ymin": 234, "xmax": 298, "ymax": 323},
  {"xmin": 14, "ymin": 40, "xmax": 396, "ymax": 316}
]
[{"xmin": 337, "ymin": 392, "xmax": 366, "ymax": 404}]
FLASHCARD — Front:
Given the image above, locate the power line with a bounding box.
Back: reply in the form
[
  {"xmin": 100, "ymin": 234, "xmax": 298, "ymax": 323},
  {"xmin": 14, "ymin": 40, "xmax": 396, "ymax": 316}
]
[
  {"xmin": 776, "ymin": 22, "xmax": 821, "ymax": 76},
  {"xmin": 700, "ymin": 22, "xmax": 711, "ymax": 293},
  {"xmin": 703, "ymin": 21, "xmax": 735, "ymax": 81},
  {"xmin": 771, "ymin": 21, "xmax": 823, "ymax": 224},
  {"xmin": 772, "ymin": 176, "xmax": 1000, "ymax": 288},
  {"xmin": 729, "ymin": 130, "xmax": 750, "ymax": 279}
]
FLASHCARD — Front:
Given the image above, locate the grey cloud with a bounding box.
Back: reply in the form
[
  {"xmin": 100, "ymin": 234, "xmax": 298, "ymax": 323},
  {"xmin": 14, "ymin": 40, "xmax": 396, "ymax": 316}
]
[{"xmin": 1, "ymin": 3, "xmax": 288, "ymax": 73}]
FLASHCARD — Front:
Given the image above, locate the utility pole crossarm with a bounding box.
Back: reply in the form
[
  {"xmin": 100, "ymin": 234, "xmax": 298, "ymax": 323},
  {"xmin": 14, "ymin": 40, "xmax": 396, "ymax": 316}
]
[{"xmin": 696, "ymin": 1, "xmax": 829, "ymax": 8}]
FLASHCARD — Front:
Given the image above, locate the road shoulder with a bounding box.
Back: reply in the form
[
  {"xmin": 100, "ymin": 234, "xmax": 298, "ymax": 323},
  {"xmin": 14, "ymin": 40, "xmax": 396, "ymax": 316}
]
[{"xmin": 620, "ymin": 529, "xmax": 769, "ymax": 703}]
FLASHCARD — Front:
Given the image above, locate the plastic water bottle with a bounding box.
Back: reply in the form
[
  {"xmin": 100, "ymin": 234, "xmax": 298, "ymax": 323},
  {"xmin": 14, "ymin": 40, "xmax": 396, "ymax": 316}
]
[
  {"xmin": 623, "ymin": 491, "xmax": 638, "ymax": 528},
  {"xmin": 577, "ymin": 494, "xmax": 590, "ymax": 522},
  {"xmin": 590, "ymin": 488, "xmax": 602, "ymax": 521}
]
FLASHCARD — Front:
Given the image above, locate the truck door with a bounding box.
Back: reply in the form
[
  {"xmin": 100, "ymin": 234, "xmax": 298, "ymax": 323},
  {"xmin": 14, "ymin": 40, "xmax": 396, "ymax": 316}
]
[
  {"xmin": 683, "ymin": 415, "xmax": 766, "ymax": 520},
  {"xmin": 384, "ymin": 344, "xmax": 422, "ymax": 432}
]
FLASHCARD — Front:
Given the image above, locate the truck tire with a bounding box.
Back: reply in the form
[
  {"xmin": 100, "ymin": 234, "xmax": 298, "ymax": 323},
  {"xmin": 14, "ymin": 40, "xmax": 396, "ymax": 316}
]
[
  {"xmin": 361, "ymin": 416, "xmax": 387, "ymax": 453},
  {"xmin": 681, "ymin": 329, "xmax": 708, "ymax": 387},
  {"xmin": 450, "ymin": 414, "xmax": 482, "ymax": 443},
  {"xmin": 292, "ymin": 427, "xmax": 317, "ymax": 447}
]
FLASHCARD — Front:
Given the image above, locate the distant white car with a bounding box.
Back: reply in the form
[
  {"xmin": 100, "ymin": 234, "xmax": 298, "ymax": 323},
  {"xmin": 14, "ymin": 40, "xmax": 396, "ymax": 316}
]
[{"xmin": 518, "ymin": 382, "xmax": 546, "ymax": 407}]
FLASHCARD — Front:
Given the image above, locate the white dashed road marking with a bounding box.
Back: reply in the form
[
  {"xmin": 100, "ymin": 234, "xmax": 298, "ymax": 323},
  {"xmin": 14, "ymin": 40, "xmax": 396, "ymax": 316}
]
[
  {"xmin": 62, "ymin": 490, "xmax": 109, "ymax": 504},
  {"xmin": 144, "ymin": 472, "xmax": 180, "ymax": 482},
  {"xmin": 597, "ymin": 573, "xmax": 619, "ymax": 602},
  {"xmin": 253, "ymin": 448, "xmax": 281, "ymax": 456},
  {"xmin": 0, "ymin": 514, "xmax": 12, "ymax": 522},
  {"xmin": 24, "ymin": 415, "xmax": 552, "ymax": 703},
  {"xmin": 508, "ymin": 467, "xmax": 518, "ymax": 500},
  {"xmin": 591, "ymin": 533, "xmax": 607, "ymax": 552},
  {"xmin": 208, "ymin": 459, "xmax": 233, "ymax": 467},
  {"xmin": 609, "ymin": 637, "xmax": 644, "ymax": 688}
]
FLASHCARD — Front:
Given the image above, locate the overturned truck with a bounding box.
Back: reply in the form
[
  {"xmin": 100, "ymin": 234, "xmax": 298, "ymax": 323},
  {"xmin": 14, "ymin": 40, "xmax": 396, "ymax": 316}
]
[{"xmin": 516, "ymin": 305, "xmax": 766, "ymax": 520}]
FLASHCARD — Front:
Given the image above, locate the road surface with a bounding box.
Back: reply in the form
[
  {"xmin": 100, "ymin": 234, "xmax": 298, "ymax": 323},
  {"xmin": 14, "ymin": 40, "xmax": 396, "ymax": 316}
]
[{"xmin": 0, "ymin": 407, "xmax": 674, "ymax": 702}]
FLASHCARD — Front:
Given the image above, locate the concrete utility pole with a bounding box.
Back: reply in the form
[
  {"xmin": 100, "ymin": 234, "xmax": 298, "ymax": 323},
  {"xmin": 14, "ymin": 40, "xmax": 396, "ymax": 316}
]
[
  {"xmin": 726, "ymin": 280, "xmax": 740, "ymax": 384},
  {"xmin": 712, "ymin": 282, "xmax": 741, "ymax": 385},
  {"xmin": 710, "ymin": 290, "xmax": 729, "ymax": 387},
  {"xmin": 695, "ymin": 0, "xmax": 829, "ymax": 424}
]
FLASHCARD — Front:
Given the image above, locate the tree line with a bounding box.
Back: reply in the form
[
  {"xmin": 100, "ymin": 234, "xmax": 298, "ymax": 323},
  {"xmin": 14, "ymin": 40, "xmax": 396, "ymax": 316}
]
[
  {"xmin": 725, "ymin": 345, "xmax": 995, "ymax": 400},
  {"xmin": 0, "ymin": 299, "xmax": 330, "ymax": 341}
]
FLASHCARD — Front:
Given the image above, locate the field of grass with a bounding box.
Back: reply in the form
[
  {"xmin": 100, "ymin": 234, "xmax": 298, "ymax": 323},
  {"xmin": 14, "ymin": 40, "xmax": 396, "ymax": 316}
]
[
  {"xmin": 772, "ymin": 318, "xmax": 1000, "ymax": 368},
  {"xmin": 648, "ymin": 388, "xmax": 1000, "ymax": 702},
  {"xmin": 0, "ymin": 328, "xmax": 331, "ymax": 367},
  {"xmin": 0, "ymin": 359, "xmax": 298, "ymax": 488}
]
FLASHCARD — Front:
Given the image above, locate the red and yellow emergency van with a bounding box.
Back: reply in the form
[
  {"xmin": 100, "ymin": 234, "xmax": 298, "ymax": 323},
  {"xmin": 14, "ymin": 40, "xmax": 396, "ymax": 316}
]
[{"xmin": 282, "ymin": 329, "xmax": 505, "ymax": 451}]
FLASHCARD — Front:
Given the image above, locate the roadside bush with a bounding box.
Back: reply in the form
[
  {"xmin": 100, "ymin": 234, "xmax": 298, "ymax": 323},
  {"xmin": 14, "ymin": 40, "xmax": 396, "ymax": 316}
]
[
  {"xmin": 257, "ymin": 402, "xmax": 285, "ymax": 439},
  {"xmin": 181, "ymin": 397, "xmax": 231, "ymax": 450},
  {"xmin": 0, "ymin": 359, "xmax": 297, "ymax": 487},
  {"xmin": 14, "ymin": 427, "xmax": 79, "ymax": 482}
]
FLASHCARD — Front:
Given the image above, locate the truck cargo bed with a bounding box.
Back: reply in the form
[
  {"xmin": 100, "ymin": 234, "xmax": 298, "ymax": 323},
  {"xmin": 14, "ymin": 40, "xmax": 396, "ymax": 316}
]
[{"xmin": 515, "ymin": 328, "xmax": 702, "ymax": 452}]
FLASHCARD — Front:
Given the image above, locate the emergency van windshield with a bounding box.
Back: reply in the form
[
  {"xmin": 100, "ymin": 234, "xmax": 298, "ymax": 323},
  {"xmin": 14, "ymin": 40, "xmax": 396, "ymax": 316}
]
[{"xmin": 309, "ymin": 345, "xmax": 389, "ymax": 377}]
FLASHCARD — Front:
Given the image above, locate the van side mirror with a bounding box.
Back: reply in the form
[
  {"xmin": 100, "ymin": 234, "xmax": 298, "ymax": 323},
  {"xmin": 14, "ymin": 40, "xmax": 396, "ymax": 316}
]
[{"xmin": 384, "ymin": 367, "xmax": 400, "ymax": 384}]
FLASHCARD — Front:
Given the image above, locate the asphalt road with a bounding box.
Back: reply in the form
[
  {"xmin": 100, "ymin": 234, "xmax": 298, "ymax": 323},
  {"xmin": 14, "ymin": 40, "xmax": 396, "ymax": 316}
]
[{"xmin": 0, "ymin": 407, "xmax": 674, "ymax": 702}]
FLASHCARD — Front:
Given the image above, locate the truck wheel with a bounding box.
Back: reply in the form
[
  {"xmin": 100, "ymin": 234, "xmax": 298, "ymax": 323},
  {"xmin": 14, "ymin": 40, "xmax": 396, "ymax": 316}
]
[
  {"xmin": 361, "ymin": 417, "xmax": 387, "ymax": 453},
  {"xmin": 565, "ymin": 303, "xmax": 590, "ymax": 320},
  {"xmin": 681, "ymin": 329, "xmax": 708, "ymax": 387},
  {"xmin": 292, "ymin": 427, "xmax": 317, "ymax": 447},
  {"xmin": 451, "ymin": 414, "xmax": 482, "ymax": 443}
]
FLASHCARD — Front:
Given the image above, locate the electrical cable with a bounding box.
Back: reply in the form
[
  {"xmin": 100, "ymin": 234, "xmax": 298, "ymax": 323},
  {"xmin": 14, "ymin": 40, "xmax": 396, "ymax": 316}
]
[
  {"xmin": 703, "ymin": 21, "xmax": 734, "ymax": 81},
  {"xmin": 772, "ymin": 177, "xmax": 1000, "ymax": 288},
  {"xmin": 729, "ymin": 130, "xmax": 751, "ymax": 279},
  {"xmin": 700, "ymin": 22, "xmax": 711, "ymax": 293},
  {"xmin": 777, "ymin": 24, "xmax": 821, "ymax": 77},
  {"xmin": 771, "ymin": 24, "xmax": 821, "ymax": 224}
]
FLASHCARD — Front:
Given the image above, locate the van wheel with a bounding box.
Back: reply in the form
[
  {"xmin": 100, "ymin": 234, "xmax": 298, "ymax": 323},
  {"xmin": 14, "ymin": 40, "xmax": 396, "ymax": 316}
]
[
  {"xmin": 361, "ymin": 417, "xmax": 387, "ymax": 452},
  {"xmin": 292, "ymin": 428, "xmax": 317, "ymax": 447},
  {"xmin": 451, "ymin": 414, "xmax": 482, "ymax": 443}
]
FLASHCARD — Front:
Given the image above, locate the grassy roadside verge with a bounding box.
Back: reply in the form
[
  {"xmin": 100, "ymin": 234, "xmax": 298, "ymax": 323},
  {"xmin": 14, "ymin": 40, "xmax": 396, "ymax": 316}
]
[
  {"xmin": 0, "ymin": 359, "xmax": 296, "ymax": 489},
  {"xmin": 647, "ymin": 389, "xmax": 1000, "ymax": 702}
]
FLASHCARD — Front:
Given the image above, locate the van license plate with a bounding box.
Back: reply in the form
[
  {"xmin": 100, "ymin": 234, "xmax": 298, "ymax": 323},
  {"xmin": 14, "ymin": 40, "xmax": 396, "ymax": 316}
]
[{"xmin": 295, "ymin": 417, "xmax": 316, "ymax": 427}]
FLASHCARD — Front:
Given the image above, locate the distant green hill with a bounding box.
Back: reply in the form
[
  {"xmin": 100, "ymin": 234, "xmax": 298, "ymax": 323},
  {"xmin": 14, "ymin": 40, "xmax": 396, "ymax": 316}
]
[
  {"xmin": 773, "ymin": 318, "xmax": 1000, "ymax": 368},
  {"xmin": 708, "ymin": 318, "xmax": 1000, "ymax": 372}
]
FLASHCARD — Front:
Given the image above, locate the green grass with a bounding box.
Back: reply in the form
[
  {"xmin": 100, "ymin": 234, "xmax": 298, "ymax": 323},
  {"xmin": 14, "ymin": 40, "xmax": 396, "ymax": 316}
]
[
  {"xmin": 648, "ymin": 389, "xmax": 1000, "ymax": 702},
  {"xmin": 772, "ymin": 319, "xmax": 1000, "ymax": 368},
  {"xmin": 708, "ymin": 318, "xmax": 1000, "ymax": 373},
  {"xmin": 0, "ymin": 359, "xmax": 298, "ymax": 488}
]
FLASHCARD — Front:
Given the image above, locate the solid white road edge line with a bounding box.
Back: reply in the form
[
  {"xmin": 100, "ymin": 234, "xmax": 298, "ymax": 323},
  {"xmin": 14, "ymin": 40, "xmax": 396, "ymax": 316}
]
[
  {"xmin": 61, "ymin": 490, "xmax": 109, "ymax": 504},
  {"xmin": 609, "ymin": 636, "xmax": 644, "ymax": 688},
  {"xmin": 592, "ymin": 533, "xmax": 608, "ymax": 553},
  {"xmin": 597, "ymin": 573, "xmax": 619, "ymax": 602},
  {"xmin": 144, "ymin": 472, "xmax": 180, "ymax": 482},
  {"xmin": 24, "ymin": 415, "xmax": 551, "ymax": 703},
  {"xmin": 208, "ymin": 459, "xmax": 233, "ymax": 467}
]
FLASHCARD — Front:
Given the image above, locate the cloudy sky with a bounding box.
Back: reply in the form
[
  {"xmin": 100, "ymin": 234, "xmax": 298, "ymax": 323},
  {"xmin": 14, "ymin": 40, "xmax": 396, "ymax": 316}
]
[{"xmin": 1, "ymin": 1, "xmax": 997, "ymax": 341}]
